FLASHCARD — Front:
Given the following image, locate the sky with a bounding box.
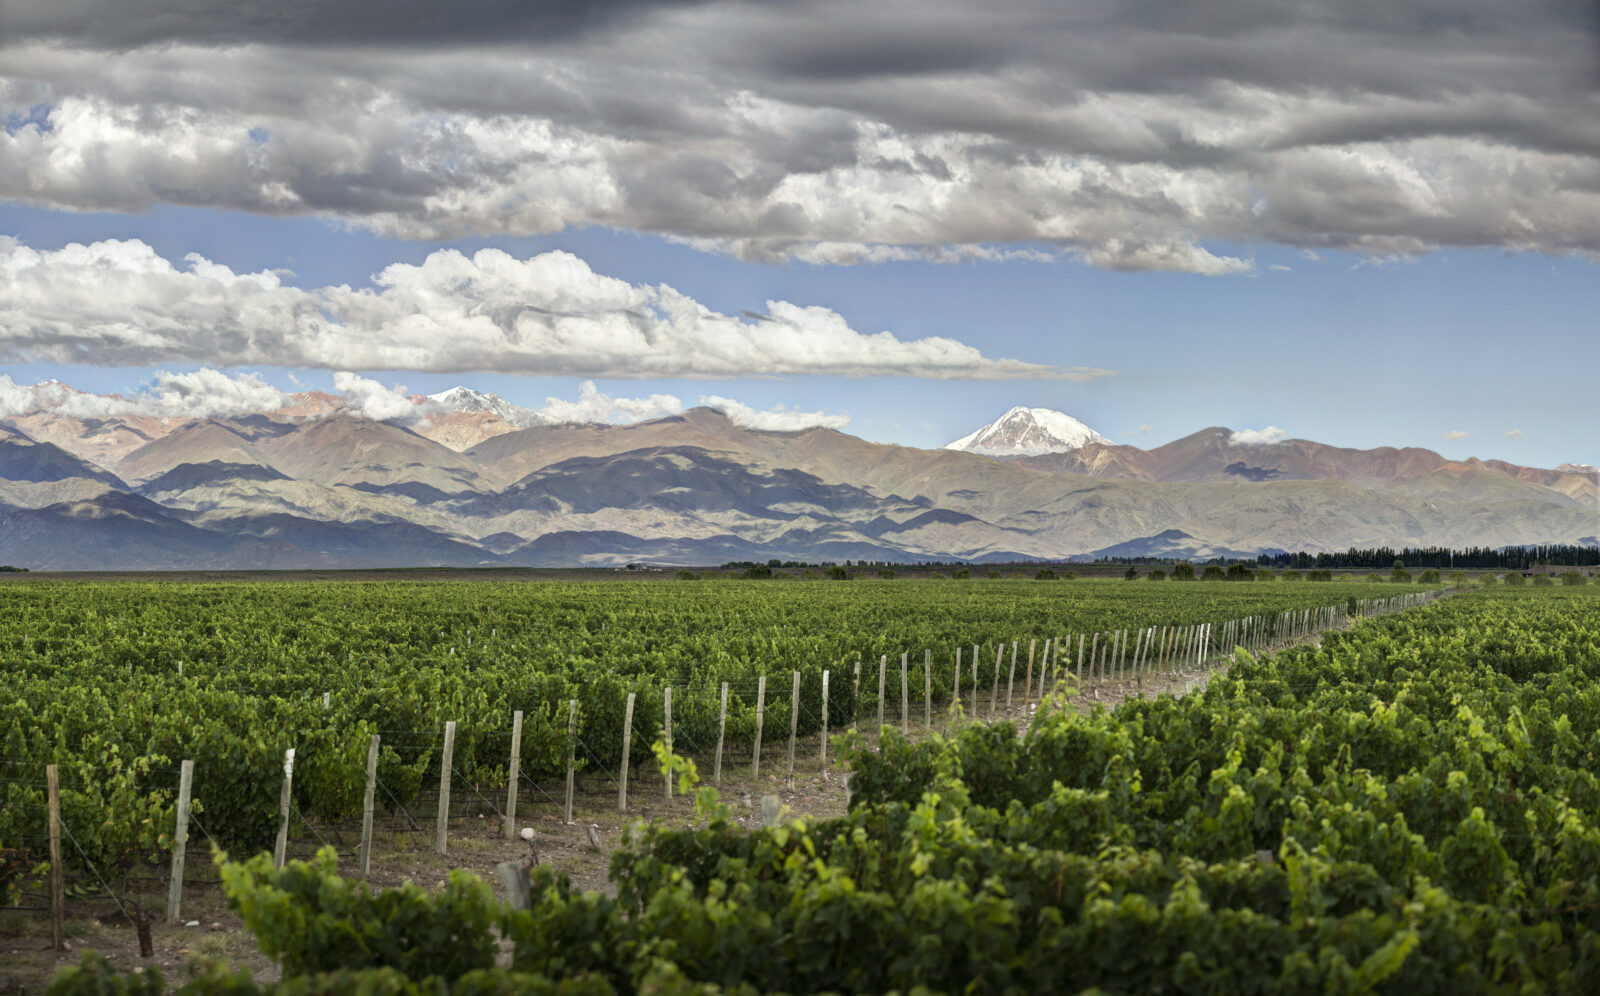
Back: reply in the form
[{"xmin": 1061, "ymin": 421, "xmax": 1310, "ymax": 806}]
[{"xmin": 1, "ymin": 0, "xmax": 1596, "ymax": 467}]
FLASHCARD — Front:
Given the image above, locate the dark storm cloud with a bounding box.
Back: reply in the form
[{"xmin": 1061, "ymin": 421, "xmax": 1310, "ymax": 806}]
[
  {"xmin": 0, "ymin": 0, "xmax": 710, "ymax": 48},
  {"xmin": 1, "ymin": 0, "xmax": 1597, "ymax": 270}
]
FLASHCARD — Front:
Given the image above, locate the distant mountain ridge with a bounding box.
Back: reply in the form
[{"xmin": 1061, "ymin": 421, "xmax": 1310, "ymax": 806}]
[{"xmin": 0, "ymin": 383, "xmax": 1594, "ymax": 570}]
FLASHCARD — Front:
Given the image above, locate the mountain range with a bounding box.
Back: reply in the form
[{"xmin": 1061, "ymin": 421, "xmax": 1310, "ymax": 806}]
[{"xmin": 0, "ymin": 385, "xmax": 1594, "ymax": 570}]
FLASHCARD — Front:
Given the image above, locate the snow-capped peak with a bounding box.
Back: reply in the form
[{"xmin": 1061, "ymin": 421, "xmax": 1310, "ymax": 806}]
[
  {"xmin": 427, "ymin": 387, "xmax": 541, "ymax": 426},
  {"xmin": 1558, "ymin": 462, "xmax": 1597, "ymax": 476},
  {"xmin": 944, "ymin": 406, "xmax": 1110, "ymax": 457}
]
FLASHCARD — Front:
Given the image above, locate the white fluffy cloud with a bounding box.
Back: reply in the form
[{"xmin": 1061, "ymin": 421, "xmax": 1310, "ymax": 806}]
[
  {"xmin": 700, "ymin": 396, "xmax": 851, "ymax": 431},
  {"xmin": 1230, "ymin": 426, "xmax": 1287, "ymax": 447},
  {"xmin": 532, "ymin": 381, "xmax": 685, "ymax": 425},
  {"xmin": 1443, "ymin": 429, "xmax": 1469, "ymax": 441},
  {"xmin": 0, "ymin": 237, "xmax": 1069, "ymax": 380},
  {"xmin": 331, "ymin": 373, "xmax": 422, "ymax": 422},
  {"xmin": 0, "ymin": 374, "xmax": 33, "ymax": 417},
  {"xmin": 1505, "ymin": 428, "xmax": 1524, "ymax": 438},
  {"xmin": 1, "ymin": 1, "xmax": 1594, "ymax": 271}
]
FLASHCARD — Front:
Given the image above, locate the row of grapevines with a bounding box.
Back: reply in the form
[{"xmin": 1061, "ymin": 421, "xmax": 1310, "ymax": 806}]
[{"xmin": 3, "ymin": 578, "xmax": 1413, "ymax": 864}]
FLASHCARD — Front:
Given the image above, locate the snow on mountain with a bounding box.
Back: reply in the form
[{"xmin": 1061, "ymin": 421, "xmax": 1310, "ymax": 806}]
[
  {"xmin": 944, "ymin": 406, "xmax": 1110, "ymax": 458},
  {"xmin": 1558, "ymin": 463, "xmax": 1597, "ymax": 476},
  {"xmin": 427, "ymin": 387, "xmax": 542, "ymax": 427}
]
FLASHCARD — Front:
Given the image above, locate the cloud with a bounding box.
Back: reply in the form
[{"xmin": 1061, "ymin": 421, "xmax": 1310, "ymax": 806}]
[
  {"xmin": 1443, "ymin": 429, "xmax": 1469, "ymax": 440},
  {"xmin": 0, "ymin": 237, "xmax": 1068, "ymax": 379},
  {"xmin": 11, "ymin": 368, "xmax": 292, "ymax": 419},
  {"xmin": 2, "ymin": 0, "xmax": 700, "ymax": 48},
  {"xmin": 1267, "ymin": 264, "xmax": 1292, "ymax": 272},
  {"xmin": 700, "ymin": 396, "xmax": 851, "ymax": 431},
  {"xmin": 0, "ymin": 374, "xmax": 32, "ymax": 417},
  {"xmin": 1, "ymin": 1, "xmax": 1595, "ymax": 271},
  {"xmin": 533, "ymin": 381, "xmax": 684, "ymax": 424},
  {"xmin": 331, "ymin": 372, "xmax": 421, "ymax": 421},
  {"xmin": 1230, "ymin": 426, "xmax": 1287, "ymax": 446},
  {"xmin": 1505, "ymin": 428, "xmax": 1524, "ymax": 438},
  {"xmin": 1138, "ymin": 424, "xmax": 1154, "ymax": 434}
]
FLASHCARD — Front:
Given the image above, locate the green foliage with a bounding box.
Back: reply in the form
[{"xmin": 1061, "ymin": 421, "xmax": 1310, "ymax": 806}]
[
  {"xmin": 49, "ymin": 587, "xmax": 1600, "ymax": 994},
  {"xmin": 825, "ymin": 566, "xmax": 849, "ymax": 580},
  {"xmin": 1282, "ymin": 570, "xmax": 1302, "ymax": 581},
  {"xmin": 1531, "ymin": 575, "xmax": 1554, "ymax": 587},
  {"xmin": 1202, "ymin": 565, "xmax": 1227, "ymax": 580},
  {"xmin": 742, "ymin": 565, "xmax": 772, "ymax": 579},
  {"xmin": 951, "ymin": 568, "xmax": 971, "ymax": 579},
  {"xmin": 1034, "ymin": 569, "xmax": 1057, "ymax": 580},
  {"xmin": 47, "ymin": 952, "xmax": 163, "ymax": 996},
  {"xmin": 674, "ymin": 570, "xmax": 697, "ymax": 580},
  {"xmin": 1147, "ymin": 570, "xmax": 1165, "ymax": 581},
  {"xmin": 0, "ymin": 579, "xmax": 1433, "ymax": 862},
  {"xmin": 1504, "ymin": 572, "xmax": 1526, "ymax": 586},
  {"xmin": 1417, "ymin": 570, "xmax": 1441, "ymax": 584},
  {"xmin": 1391, "ymin": 568, "xmax": 1412, "ymax": 583},
  {"xmin": 1562, "ymin": 571, "xmax": 1588, "ymax": 586},
  {"xmin": 1225, "ymin": 563, "xmax": 1252, "ymax": 581},
  {"xmin": 221, "ymin": 847, "xmax": 499, "ymax": 979},
  {"xmin": 1171, "ymin": 562, "xmax": 1197, "ymax": 580},
  {"xmin": 1124, "ymin": 566, "xmax": 1138, "ymax": 580},
  {"xmin": 1307, "ymin": 569, "xmax": 1333, "ymax": 581},
  {"xmin": 985, "ymin": 570, "xmax": 1002, "ymax": 579},
  {"xmin": 876, "ymin": 569, "xmax": 896, "ymax": 579}
]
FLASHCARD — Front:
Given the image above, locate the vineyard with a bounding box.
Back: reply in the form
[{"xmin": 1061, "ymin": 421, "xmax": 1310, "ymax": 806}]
[
  {"xmin": 27, "ymin": 583, "xmax": 1600, "ymax": 993},
  {"xmin": 2, "ymin": 578, "xmax": 1404, "ymax": 870},
  {"xmin": 24, "ymin": 576, "xmax": 1595, "ymax": 992}
]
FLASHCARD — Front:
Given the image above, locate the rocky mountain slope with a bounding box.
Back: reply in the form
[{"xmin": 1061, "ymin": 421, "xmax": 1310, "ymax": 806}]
[{"xmin": 0, "ymin": 389, "xmax": 1594, "ymax": 570}]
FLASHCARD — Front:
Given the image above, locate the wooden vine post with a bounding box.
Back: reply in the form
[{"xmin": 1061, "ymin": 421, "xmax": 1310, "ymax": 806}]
[
  {"xmin": 360, "ymin": 734, "xmax": 380, "ymax": 876},
  {"xmin": 505, "ymin": 710, "xmax": 523, "ymax": 839},
  {"xmin": 436, "ymin": 721, "xmax": 456, "ymax": 856},
  {"xmin": 618, "ymin": 693, "xmax": 635, "ymax": 813},
  {"xmin": 165, "ymin": 759, "xmax": 194, "ymax": 926}
]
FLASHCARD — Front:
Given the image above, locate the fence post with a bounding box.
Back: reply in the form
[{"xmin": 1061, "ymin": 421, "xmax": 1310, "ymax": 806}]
[
  {"xmin": 924, "ymin": 650, "xmax": 932, "ymax": 729},
  {"xmin": 1006, "ymin": 640, "xmax": 1017, "ymax": 713},
  {"xmin": 273, "ymin": 748, "xmax": 295, "ymax": 870},
  {"xmin": 360, "ymin": 735, "xmax": 379, "ymax": 876},
  {"xmin": 900, "ymin": 652, "xmax": 909, "ymax": 735},
  {"xmin": 165, "ymin": 759, "xmax": 195, "ymax": 925},
  {"xmin": 877, "ymin": 656, "xmax": 887, "ymax": 730},
  {"xmin": 971, "ymin": 657, "xmax": 978, "ymax": 718},
  {"xmin": 852, "ymin": 661, "xmax": 862, "ymax": 727},
  {"xmin": 990, "ymin": 645, "xmax": 1002, "ymax": 716},
  {"xmin": 715, "ymin": 683, "xmax": 728, "ymax": 786},
  {"xmin": 47, "ymin": 764, "xmax": 63, "ymax": 952},
  {"xmin": 619, "ymin": 692, "xmax": 635, "ymax": 813},
  {"xmin": 953, "ymin": 646, "xmax": 961, "ymax": 716},
  {"xmin": 564, "ymin": 700, "xmax": 577, "ymax": 824},
  {"xmin": 663, "ymin": 687, "xmax": 673, "ymax": 800},
  {"xmin": 786, "ymin": 671, "xmax": 800, "ymax": 787},
  {"xmin": 436, "ymin": 721, "xmax": 456, "ymax": 856},
  {"xmin": 1026, "ymin": 640, "xmax": 1036, "ymax": 701},
  {"xmin": 505, "ymin": 710, "xmax": 523, "ymax": 839},
  {"xmin": 753, "ymin": 675, "xmax": 766, "ymax": 777},
  {"xmin": 1077, "ymin": 634, "xmax": 1085, "ymax": 685},
  {"xmin": 820, "ymin": 670, "xmax": 830, "ymax": 770}
]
